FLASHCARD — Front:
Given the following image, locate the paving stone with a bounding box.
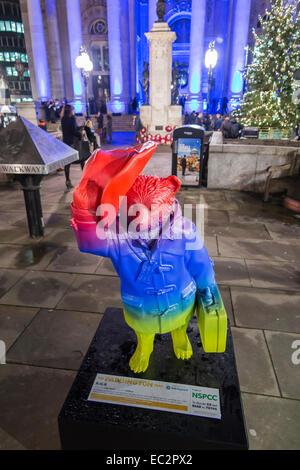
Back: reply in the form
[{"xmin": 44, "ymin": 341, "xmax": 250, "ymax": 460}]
[
  {"xmin": 0, "ymin": 364, "xmax": 76, "ymax": 450},
  {"xmin": 95, "ymin": 257, "xmax": 118, "ymax": 276},
  {"xmin": 264, "ymin": 331, "xmax": 300, "ymax": 400},
  {"xmin": 0, "ymin": 211, "xmax": 25, "ymax": 226},
  {"xmin": 46, "ymin": 246, "xmax": 102, "ymax": 274},
  {"xmin": 44, "ymin": 228, "xmax": 78, "ymax": 246},
  {"xmin": 218, "ymin": 237, "xmax": 300, "ymax": 263},
  {"xmin": 42, "ymin": 213, "xmax": 72, "ymax": 230},
  {"xmin": 0, "ymin": 427, "xmax": 26, "ymax": 450},
  {"xmin": 0, "ymin": 305, "xmax": 38, "ymax": 350},
  {"xmin": 0, "ymin": 271, "xmax": 74, "ymax": 308},
  {"xmin": 265, "ymin": 221, "xmax": 300, "ymax": 240},
  {"xmin": 231, "ymin": 287, "xmax": 300, "ymax": 333},
  {"xmin": 204, "ymin": 209, "xmax": 230, "ymax": 226},
  {"xmin": 206, "ymin": 222, "xmax": 271, "ymax": 240},
  {"xmin": 202, "ymin": 199, "xmax": 241, "ymax": 211},
  {"xmin": 0, "ymin": 269, "xmax": 25, "ymax": 298},
  {"xmin": 0, "ymin": 245, "xmax": 25, "ymax": 268},
  {"xmin": 241, "ymin": 393, "xmax": 300, "ymax": 450},
  {"xmin": 57, "ymin": 274, "xmax": 122, "ymax": 313},
  {"xmin": 0, "ymin": 225, "xmax": 34, "ymax": 245},
  {"xmin": 246, "ymin": 260, "xmax": 300, "ymax": 290},
  {"xmin": 212, "ymin": 257, "xmax": 251, "ymax": 286},
  {"xmin": 203, "ymin": 235, "xmax": 218, "ymax": 257},
  {"xmin": 12, "ymin": 242, "xmax": 60, "ymax": 270},
  {"xmin": 219, "ymin": 286, "xmax": 235, "ymax": 326},
  {"xmin": 7, "ymin": 309, "xmax": 102, "ymax": 370},
  {"xmin": 231, "ymin": 327, "xmax": 279, "ymax": 396}
]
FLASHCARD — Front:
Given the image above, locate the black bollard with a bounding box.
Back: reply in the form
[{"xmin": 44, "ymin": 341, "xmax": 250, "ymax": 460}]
[{"xmin": 15, "ymin": 174, "xmax": 44, "ymax": 238}]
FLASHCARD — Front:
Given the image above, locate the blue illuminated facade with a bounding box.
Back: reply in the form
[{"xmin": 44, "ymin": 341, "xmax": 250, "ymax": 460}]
[{"xmin": 20, "ymin": 0, "xmax": 270, "ymax": 114}]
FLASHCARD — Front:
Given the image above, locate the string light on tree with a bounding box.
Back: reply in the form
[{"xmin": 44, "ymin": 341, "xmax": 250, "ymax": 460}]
[{"xmin": 235, "ymin": 0, "xmax": 300, "ymax": 131}]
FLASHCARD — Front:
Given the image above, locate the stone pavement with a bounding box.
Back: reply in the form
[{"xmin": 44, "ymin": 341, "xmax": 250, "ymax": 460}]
[{"xmin": 0, "ymin": 137, "xmax": 300, "ymax": 450}]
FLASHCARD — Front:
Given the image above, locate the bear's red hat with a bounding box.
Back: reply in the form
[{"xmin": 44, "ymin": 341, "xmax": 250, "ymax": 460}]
[{"xmin": 73, "ymin": 142, "xmax": 157, "ymax": 216}]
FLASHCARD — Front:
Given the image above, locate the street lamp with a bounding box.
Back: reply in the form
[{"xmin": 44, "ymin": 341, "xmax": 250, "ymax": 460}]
[
  {"xmin": 75, "ymin": 46, "xmax": 93, "ymax": 118},
  {"xmin": 205, "ymin": 41, "xmax": 218, "ymax": 115}
]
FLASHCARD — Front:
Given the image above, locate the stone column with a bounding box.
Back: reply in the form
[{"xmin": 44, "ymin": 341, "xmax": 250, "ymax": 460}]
[
  {"xmin": 65, "ymin": 0, "xmax": 85, "ymax": 113},
  {"xmin": 185, "ymin": 0, "xmax": 207, "ymax": 113},
  {"xmin": 140, "ymin": 22, "xmax": 182, "ymax": 138},
  {"xmin": 128, "ymin": 0, "xmax": 136, "ymax": 101},
  {"xmin": 21, "ymin": 0, "xmax": 52, "ymax": 102},
  {"xmin": 107, "ymin": 0, "xmax": 127, "ymax": 113},
  {"xmin": 228, "ymin": 0, "xmax": 251, "ymax": 101},
  {"xmin": 43, "ymin": 0, "xmax": 65, "ymax": 100},
  {"xmin": 148, "ymin": 0, "xmax": 157, "ymax": 31}
]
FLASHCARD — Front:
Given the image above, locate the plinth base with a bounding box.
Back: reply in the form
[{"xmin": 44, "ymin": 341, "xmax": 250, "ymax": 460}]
[{"xmin": 58, "ymin": 308, "xmax": 248, "ymax": 450}]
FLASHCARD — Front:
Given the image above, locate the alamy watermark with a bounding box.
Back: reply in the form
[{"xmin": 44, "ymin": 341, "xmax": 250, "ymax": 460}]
[
  {"xmin": 291, "ymin": 340, "xmax": 300, "ymax": 365},
  {"xmin": 92, "ymin": 197, "xmax": 206, "ymax": 250},
  {"xmin": 0, "ymin": 340, "xmax": 6, "ymax": 364}
]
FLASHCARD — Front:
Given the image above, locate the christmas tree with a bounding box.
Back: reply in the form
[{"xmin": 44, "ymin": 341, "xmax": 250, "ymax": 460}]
[{"xmin": 235, "ymin": 0, "xmax": 300, "ymax": 131}]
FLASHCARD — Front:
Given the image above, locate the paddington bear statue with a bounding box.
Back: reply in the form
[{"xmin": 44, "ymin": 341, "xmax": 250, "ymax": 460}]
[{"xmin": 71, "ymin": 142, "xmax": 227, "ymax": 373}]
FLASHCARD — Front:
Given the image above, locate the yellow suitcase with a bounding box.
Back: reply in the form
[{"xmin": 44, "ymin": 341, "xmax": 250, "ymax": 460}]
[{"xmin": 196, "ymin": 285, "xmax": 228, "ymax": 353}]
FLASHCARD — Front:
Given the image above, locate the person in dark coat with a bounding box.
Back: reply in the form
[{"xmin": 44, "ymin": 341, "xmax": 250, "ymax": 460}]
[
  {"xmin": 214, "ymin": 113, "xmax": 223, "ymax": 131},
  {"xmin": 230, "ymin": 118, "xmax": 244, "ymax": 138},
  {"xmin": 184, "ymin": 112, "xmax": 190, "ymax": 125},
  {"xmin": 133, "ymin": 113, "xmax": 143, "ymax": 144},
  {"xmin": 61, "ymin": 104, "xmax": 82, "ymax": 190},
  {"xmin": 97, "ymin": 111, "xmax": 104, "ymax": 145},
  {"xmin": 106, "ymin": 114, "xmax": 113, "ymax": 144},
  {"xmin": 84, "ymin": 119, "xmax": 98, "ymax": 150},
  {"xmin": 221, "ymin": 115, "xmax": 232, "ymax": 139},
  {"xmin": 181, "ymin": 155, "xmax": 187, "ymax": 177}
]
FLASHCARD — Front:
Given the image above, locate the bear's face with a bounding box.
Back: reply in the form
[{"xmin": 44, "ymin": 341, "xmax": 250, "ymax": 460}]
[{"xmin": 125, "ymin": 175, "xmax": 181, "ymax": 232}]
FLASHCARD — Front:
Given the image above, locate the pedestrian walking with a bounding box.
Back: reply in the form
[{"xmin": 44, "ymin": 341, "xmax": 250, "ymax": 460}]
[
  {"xmin": 181, "ymin": 155, "xmax": 187, "ymax": 177},
  {"xmin": 61, "ymin": 104, "xmax": 82, "ymax": 190},
  {"xmin": 106, "ymin": 114, "xmax": 113, "ymax": 144},
  {"xmin": 133, "ymin": 113, "xmax": 143, "ymax": 144},
  {"xmin": 97, "ymin": 111, "xmax": 105, "ymax": 145}
]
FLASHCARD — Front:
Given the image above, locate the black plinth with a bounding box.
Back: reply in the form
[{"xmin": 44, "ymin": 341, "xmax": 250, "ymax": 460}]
[{"xmin": 58, "ymin": 308, "xmax": 248, "ymax": 450}]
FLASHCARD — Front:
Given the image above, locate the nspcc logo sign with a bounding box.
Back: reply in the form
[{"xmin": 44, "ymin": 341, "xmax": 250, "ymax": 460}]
[{"xmin": 192, "ymin": 392, "xmax": 218, "ymax": 401}]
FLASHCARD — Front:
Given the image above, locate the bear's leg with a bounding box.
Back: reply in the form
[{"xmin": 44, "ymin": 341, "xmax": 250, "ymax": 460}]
[
  {"xmin": 129, "ymin": 331, "xmax": 155, "ymax": 373},
  {"xmin": 171, "ymin": 319, "xmax": 193, "ymax": 360}
]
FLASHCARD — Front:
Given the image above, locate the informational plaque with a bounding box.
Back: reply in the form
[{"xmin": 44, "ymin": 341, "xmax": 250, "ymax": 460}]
[{"xmin": 88, "ymin": 373, "xmax": 221, "ymax": 420}]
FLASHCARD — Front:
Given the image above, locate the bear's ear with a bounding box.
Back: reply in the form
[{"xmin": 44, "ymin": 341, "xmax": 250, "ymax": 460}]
[{"xmin": 166, "ymin": 175, "xmax": 181, "ymax": 194}]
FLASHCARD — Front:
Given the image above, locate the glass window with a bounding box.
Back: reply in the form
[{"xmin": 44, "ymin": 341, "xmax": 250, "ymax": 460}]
[
  {"xmin": 21, "ymin": 53, "xmax": 27, "ymax": 63},
  {"xmin": 0, "ymin": 52, "xmax": 4, "ymax": 61},
  {"xmin": 0, "ymin": 21, "xmax": 5, "ymax": 32},
  {"xmin": 7, "ymin": 37, "xmax": 12, "ymax": 46},
  {"xmin": 24, "ymin": 70, "xmax": 30, "ymax": 77},
  {"xmin": 14, "ymin": 82, "xmax": 19, "ymax": 90},
  {"xmin": 16, "ymin": 23, "xmax": 22, "ymax": 33},
  {"xmin": 10, "ymin": 52, "xmax": 16, "ymax": 62},
  {"xmin": 103, "ymin": 46, "xmax": 109, "ymax": 71},
  {"xmin": 92, "ymin": 46, "xmax": 102, "ymax": 71},
  {"xmin": 6, "ymin": 67, "xmax": 12, "ymax": 76},
  {"xmin": 5, "ymin": 21, "xmax": 11, "ymax": 32},
  {"xmin": 4, "ymin": 52, "xmax": 10, "ymax": 62},
  {"xmin": 12, "ymin": 68, "xmax": 18, "ymax": 77},
  {"xmin": 15, "ymin": 52, "xmax": 20, "ymax": 60},
  {"xmin": 11, "ymin": 22, "xmax": 16, "ymax": 32}
]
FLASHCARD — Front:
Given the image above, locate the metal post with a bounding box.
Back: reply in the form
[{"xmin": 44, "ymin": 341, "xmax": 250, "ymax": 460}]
[
  {"xmin": 207, "ymin": 66, "xmax": 212, "ymax": 115},
  {"xmin": 15, "ymin": 174, "xmax": 44, "ymax": 238}
]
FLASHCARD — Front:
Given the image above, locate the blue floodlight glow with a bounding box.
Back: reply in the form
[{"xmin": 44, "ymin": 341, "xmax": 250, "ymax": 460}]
[{"xmin": 232, "ymin": 71, "xmax": 243, "ymax": 94}]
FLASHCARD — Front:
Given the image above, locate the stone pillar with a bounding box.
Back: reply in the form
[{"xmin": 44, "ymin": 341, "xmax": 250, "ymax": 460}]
[
  {"xmin": 140, "ymin": 22, "xmax": 182, "ymax": 140},
  {"xmin": 128, "ymin": 0, "xmax": 136, "ymax": 101},
  {"xmin": 148, "ymin": 0, "xmax": 157, "ymax": 31},
  {"xmin": 43, "ymin": 0, "xmax": 65, "ymax": 100},
  {"xmin": 185, "ymin": 0, "xmax": 207, "ymax": 113},
  {"xmin": 65, "ymin": 0, "xmax": 85, "ymax": 113},
  {"xmin": 228, "ymin": 0, "xmax": 251, "ymax": 102},
  {"xmin": 107, "ymin": 0, "xmax": 127, "ymax": 113},
  {"xmin": 21, "ymin": 0, "xmax": 52, "ymax": 102}
]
